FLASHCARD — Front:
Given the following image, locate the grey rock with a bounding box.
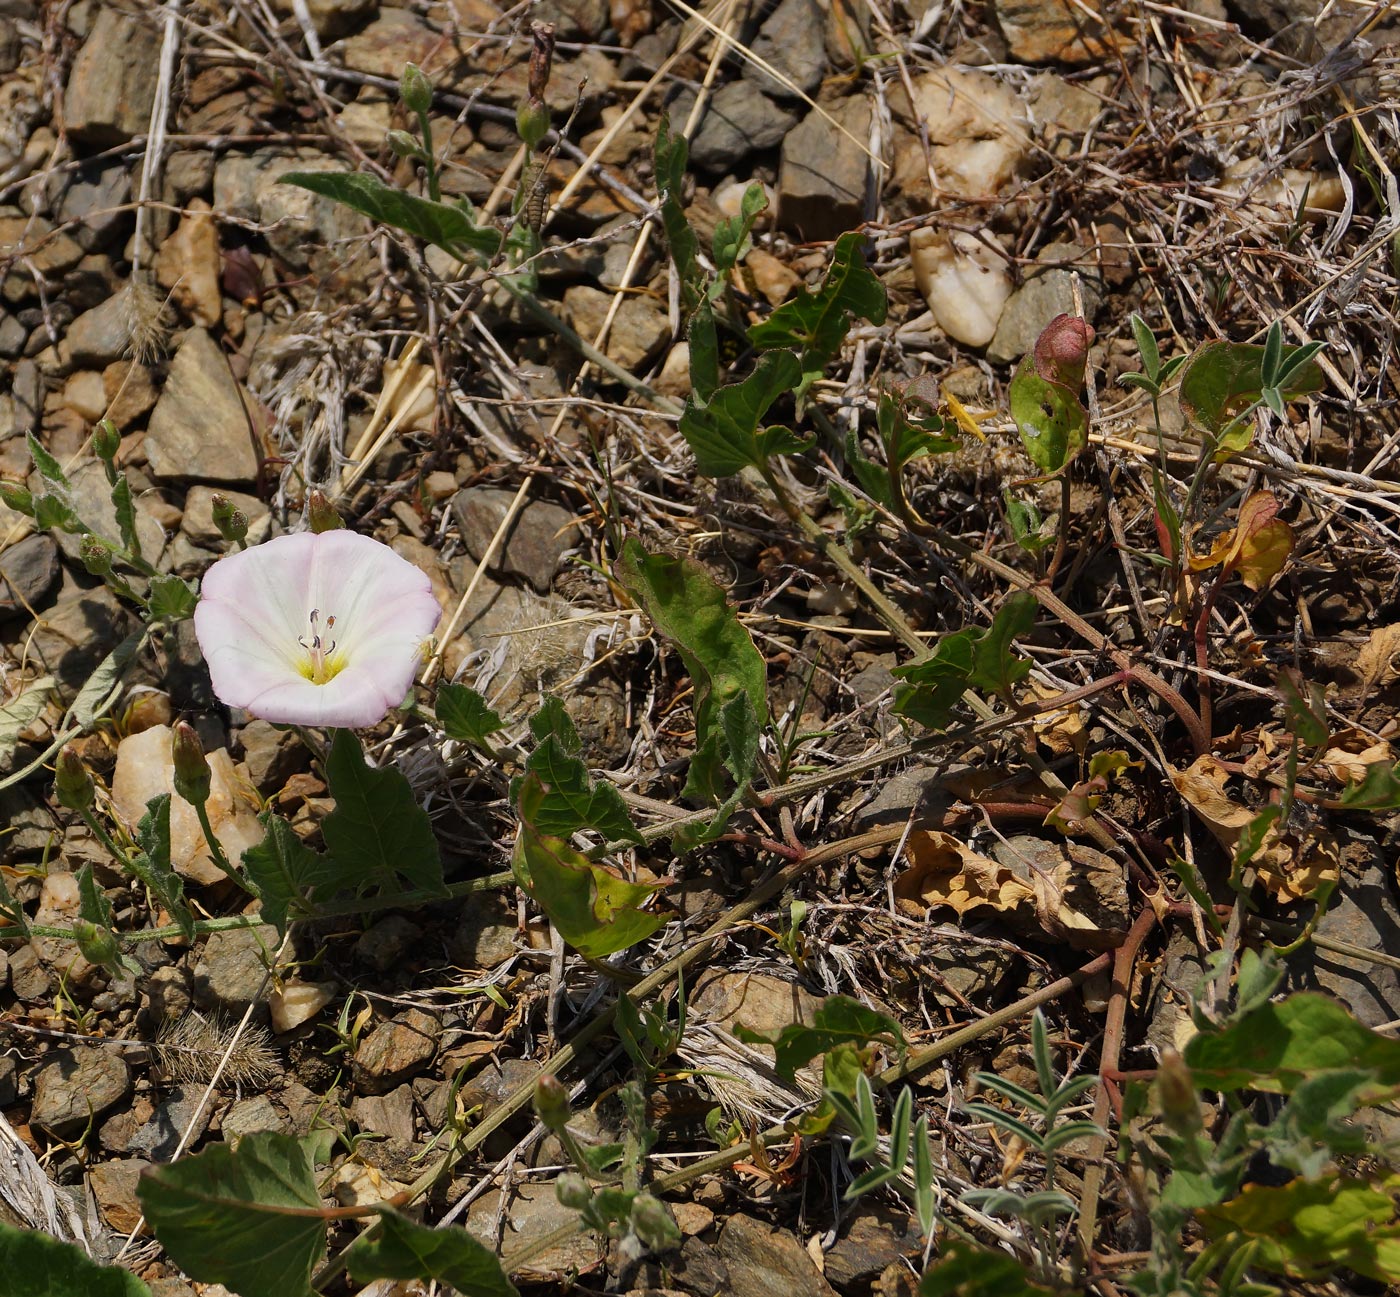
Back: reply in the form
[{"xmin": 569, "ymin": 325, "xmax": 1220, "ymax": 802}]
[
  {"xmin": 451, "ymin": 486, "xmax": 581, "ymax": 595},
  {"xmin": 11, "ymin": 357, "xmax": 41, "ymax": 431},
  {"xmin": 0, "ymin": 212, "xmax": 84, "ymax": 298},
  {"xmin": 0, "ymin": 1054, "xmax": 17, "ymax": 1107},
  {"xmin": 147, "ymin": 1281, "xmax": 199, "ymax": 1297},
  {"xmin": 33, "ymin": 458, "xmax": 167, "ymax": 568},
  {"xmin": 213, "ymin": 147, "xmax": 368, "ymax": 272},
  {"xmin": 562, "ymin": 284, "xmax": 671, "ymax": 372},
  {"xmin": 926, "ymin": 937, "xmax": 1017, "ymax": 1004},
  {"xmin": 778, "ymin": 94, "xmax": 873, "ymax": 241},
  {"xmin": 49, "ymin": 158, "xmax": 132, "ymax": 252},
  {"xmin": 223, "ymin": 1094, "xmax": 287, "ymax": 1143},
  {"xmin": 192, "ymin": 924, "xmax": 280, "ymax": 1017},
  {"xmin": 63, "ymin": 254, "xmax": 119, "ymax": 313},
  {"xmin": 0, "ymin": 16, "xmax": 18, "ymax": 74},
  {"xmin": 127, "ymin": 1086, "xmax": 210, "ymax": 1160},
  {"xmin": 28, "ymin": 583, "xmax": 135, "ymax": 695},
  {"xmin": 448, "ymin": 895, "xmax": 520, "ymax": 970},
  {"xmin": 992, "ymin": 834, "xmax": 1131, "ymax": 943},
  {"xmin": 0, "ymin": 311, "xmax": 26, "ymax": 357},
  {"xmin": 352, "ymin": 1083, "xmax": 417, "ymax": 1143},
  {"xmin": 684, "ymin": 80, "xmax": 800, "ymax": 171},
  {"xmin": 715, "ymin": 1214, "xmax": 838, "ymax": 1297},
  {"xmin": 465, "ymin": 1182, "xmax": 605, "ymax": 1284},
  {"xmin": 67, "ymin": 292, "xmax": 132, "ymax": 367},
  {"xmin": 823, "ymin": 1206, "xmax": 919, "ymax": 1289},
  {"xmin": 1288, "ymin": 838, "xmax": 1400, "ymax": 1028},
  {"xmin": 64, "ymin": 7, "xmax": 160, "ymax": 145},
  {"xmin": 269, "ymin": 0, "xmax": 378, "ymax": 37},
  {"xmin": 986, "ymin": 242, "xmax": 1104, "ymax": 365},
  {"xmin": 145, "ymin": 328, "xmax": 260, "ymax": 484},
  {"xmin": 353, "ymin": 1008, "xmax": 439, "ymax": 1094},
  {"xmin": 7, "ymin": 941, "xmax": 50, "ymax": 1000},
  {"xmin": 532, "ymin": 0, "xmax": 609, "ymax": 39},
  {"xmin": 236, "ymin": 718, "xmax": 308, "ymax": 793},
  {"xmin": 746, "ymin": 0, "xmax": 827, "ymax": 100},
  {"xmin": 354, "ymin": 915, "xmax": 424, "ymax": 973},
  {"xmin": 31, "ymin": 1046, "xmax": 131, "ymax": 1136},
  {"xmin": 339, "ymin": 7, "xmax": 442, "ymax": 77},
  {"xmin": 0, "ymin": 533, "xmax": 59, "ymax": 621},
  {"xmin": 163, "ymin": 150, "xmax": 217, "ymax": 207}
]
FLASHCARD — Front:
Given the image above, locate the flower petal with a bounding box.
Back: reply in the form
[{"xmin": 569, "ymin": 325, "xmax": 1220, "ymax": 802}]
[{"xmin": 236, "ymin": 665, "xmax": 396, "ymax": 728}]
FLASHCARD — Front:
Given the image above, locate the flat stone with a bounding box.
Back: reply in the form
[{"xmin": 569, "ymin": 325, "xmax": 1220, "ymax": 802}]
[
  {"xmin": 355, "ymin": 915, "xmax": 423, "ymax": 973},
  {"xmin": 352, "ymin": 1084, "xmax": 417, "ymax": 1143},
  {"xmin": 562, "ymin": 284, "xmax": 670, "ymax": 372},
  {"xmin": 31, "ymin": 1046, "xmax": 131, "ymax": 1136},
  {"xmin": 992, "ymin": 0, "xmax": 1124, "ymax": 64},
  {"xmin": 823, "ymin": 1207, "xmax": 919, "ymax": 1289},
  {"xmin": 0, "ymin": 533, "xmax": 58, "ymax": 621},
  {"xmin": 7, "ymin": 941, "xmax": 51, "ymax": 1001},
  {"xmin": 67, "ymin": 292, "xmax": 132, "ymax": 367},
  {"xmin": 63, "ymin": 366, "xmax": 110, "ymax": 420},
  {"xmin": 127, "ymin": 1085, "xmax": 211, "ymax": 1160},
  {"xmin": 353, "ymin": 1008, "xmax": 439, "ymax": 1094},
  {"xmin": 235, "ymin": 717, "xmax": 308, "ymax": 793},
  {"xmin": 691, "ymin": 970, "xmax": 822, "ymax": 1041},
  {"xmin": 222, "ymin": 1094, "xmax": 287, "ymax": 1143},
  {"xmin": 64, "ymin": 7, "xmax": 160, "ymax": 145},
  {"xmin": 339, "ymin": 7, "xmax": 441, "ymax": 77},
  {"xmin": 745, "ymin": 0, "xmax": 827, "ymax": 100},
  {"xmin": 451, "ymin": 486, "xmax": 581, "ymax": 594},
  {"xmin": 687, "ymin": 81, "xmax": 800, "ymax": 171},
  {"xmin": 102, "ymin": 360, "xmax": 159, "ymax": 430},
  {"xmin": 715, "ymin": 1214, "xmax": 837, "ymax": 1297},
  {"xmin": 986, "ymin": 242, "xmax": 1104, "ymax": 365},
  {"xmin": 153, "ymin": 198, "xmax": 223, "ymax": 328},
  {"xmin": 191, "ymin": 924, "xmax": 281, "ymax": 1016},
  {"xmin": 448, "ymin": 894, "xmax": 521, "ymax": 970},
  {"xmin": 145, "ymin": 328, "xmax": 260, "ymax": 484},
  {"xmin": 28, "ymin": 583, "xmax": 135, "ymax": 694},
  {"xmin": 778, "ymin": 94, "xmax": 872, "ymax": 242},
  {"xmin": 89, "ymin": 1158, "xmax": 149, "ymax": 1234},
  {"xmin": 49, "ymin": 157, "xmax": 132, "ymax": 252},
  {"xmin": 270, "ymin": 0, "xmax": 378, "ymax": 37},
  {"xmin": 465, "ymin": 1182, "xmax": 605, "ymax": 1284}
]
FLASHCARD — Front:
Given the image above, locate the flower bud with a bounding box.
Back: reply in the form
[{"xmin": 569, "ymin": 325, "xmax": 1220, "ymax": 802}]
[
  {"xmin": 527, "ymin": 21, "xmax": 555, "ymax": 103},
  {"xmin": 93, "ymin": 418, "xmax": 121, "ymax": 462},
  {"xmin": 306, "ymin": 488, "xmax": 344, "ymax": 533},
  {"xmin": 74, "ymin": 919, "xmax": 121, "ymax": 971},
  {"xmin": 171, "ymin": 721, "xmax": 211, "ymax": 807},
  {"xmin": 555, "ymin": 1172, "xmax": 592, "ymax": 1210},
  {"xmin": 1155, "ymin": 1051, "xmax": 1200, "ymax": 1131},
  {"xmin": 516, "ymin": 98, "xmax": 550, "ymax": 151},
  {"xmin": 533, "ymin": 1073, "xmax": 571, "ymax": 1131},
  {"xmin": 629, "ymin": 1193, "xmax": 680, "ymax": 1250},
  {"xmin": 386, "ymin": 129, "xmax": 424, "ymax": 160},
  {"xmin": 55, "ymin": 745, "xmax": 96, "ymax": 811},
  {"xmin": 400, "ymin": 62, "xmax": 433, "ymax": 115},
  {"xmin": 210, "ymin": 493, "xmax": 248, "ymax": 545},
  {"xmin": 0, "ymin": 480, "xmax": 35, "ymax": 516},
  {"xmin": 79, "ymin": 532, "xmax": 114, "ymax": 576}
]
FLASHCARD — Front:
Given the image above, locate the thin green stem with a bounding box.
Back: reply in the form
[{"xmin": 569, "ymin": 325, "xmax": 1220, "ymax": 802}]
[
  {"xmin": 79, "ymin": 808, "xmax": 137, "ymax": 873},
  {"xmin": 191, "ymin": 798, "xmax": 257, "ymax": 898}
]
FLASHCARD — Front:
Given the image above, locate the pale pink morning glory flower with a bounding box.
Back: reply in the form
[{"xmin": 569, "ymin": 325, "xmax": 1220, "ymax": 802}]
[{"xmin": 194, "ymin": 531, "xmax": 442, "ymax": 728}]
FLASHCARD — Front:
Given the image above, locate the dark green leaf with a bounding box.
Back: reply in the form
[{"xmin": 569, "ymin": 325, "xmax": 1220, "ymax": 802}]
[
  {"xmin": 346, "ymin": 1211, "xmax": 518, "ymax": 1297},
  {"xmin": 734, "ymin": 995, "xmax": 903, "ymax": 1082},
  {"xmin": 137, "ymin": 1131, "xmax": 323, "ymax": 1297},
  {"xmin": 33, "ymin": 492, "xmax": 87, "ymax": 534},
  {"xmin": 844, "ymin": 430, "xmax": 894, "ymax": 508},
  {"xmin": 129, "ymin": 794, "xmax": 193, "ymax": 942},
  {"xmin": 148, "ymin": 575, "xmax": 198, "ymax": 623},
  {"xmin": 516, "ymin": 737, "xmax": 643, "ymax": 845},
  {"xmin": 26, "ymin": 432, "xmax": 69, "ymax": 489},
  {"xmin": 241, "ymin": 812, "xmax": 339, "ymax": 935},
  {"xmin": 111, "ymin": 476, "xmax": 140, "ymax": 560},
  {"xmin": 713, "ymin": 183, "xmax": 767, "ymax": 278},
  {"xmin": 748, "ymin": 231, "xmax": 886, "ymax": 400},
  {"xmin": 512, "ymin": 773, "xmax": 664, "ymax": 958},
  {"xmin": 1185, "ymin": 992, "xmax": 1400, "ymax": 1093},
  {"xmin": 1009, "ymin": 352, "xmax": 1088, "ymax": 473},
  {"xmin": 1004, "ymin": 489, "xmax": 1054, "ymax": 554},
  {"xmin": 966, "ymin": 592, "xmax": 1037, "ymax": 697},
  {"xmin": 1178, "ymin": 339, "xmax": 1323, "ymax": 446},
  {"xmin": 1130, "ymin": 313, "xmax": 1161, "ymax": 384},
  {"xmin": 280, "ymin": 171, "xmax": 501, "ymax": 260},
  {"xmin": 436, "ymin": 683, "xmax": 504, "ymax": 746},
  {"xmin": 878, "ymin": 390, "xmax": 959, "ymax": 474},
  {"xmin": 678, "ymin": 349, "xmax": 803, "ymax": 475},
  {"xmin": 77, "ymin": 861, "xmax": 113, "ymax": 929},
  {"xmin": 673, "ymin": 691, "xmax": 760, "ymax": 850},
  {"xmin": 653, "ymin": 117, "xmax": 705, "ymax": 314},
  {"xmin": 0, "ymin": 1223, "xmax": 151, "ymax": 1297},
  {"xmin": 919, "ymin": 1241, "xmax": 1055, "ymax": 1296},
  {"xmin": 322, "ymin": 729, "xmax": 445, "ymax": 897}
]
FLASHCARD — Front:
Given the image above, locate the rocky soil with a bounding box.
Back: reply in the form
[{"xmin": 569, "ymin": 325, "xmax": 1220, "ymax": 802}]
[{"xmin": 2, "ymin": 0, "xmax": 1400, "ymax": 1292}]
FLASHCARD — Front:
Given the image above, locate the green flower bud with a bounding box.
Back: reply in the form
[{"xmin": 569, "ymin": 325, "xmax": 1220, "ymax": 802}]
[
  {"xmin": 517, "ymin": 98, "xmax": 550, "ymax": 151},
  {"xmin": 210, "ymin": 493, "xmax": 249, "ymax": 545},
  {"xmin": 55, "ymin": 746, "xmax": 96, "ymax": 811},
  {"xmin": 306, "ymin": 488, "xmax": 344, "ymax": 533},
  {"xmin": 93, "ymin": 418, "xmax": 121, "ymax": 462},
  {"xmin": 387, "ymin": 129, "xmax": 424, "ymax": 160},
  {"xmin": 79, "ymin": 532, "xmax": 114, "ymax": 576},
  {"xmin": 629, "ymin": 1193, "xmax": 680, "ymax": 1251},
  {"xmin": 171, "ymin": 721, "xmax": 211, "ymax": 807},
  {"xmin": 74, "ymin": 919, "xmax": 121, "ymax": 971},
  {"xmin": 555, "ymin": 1172, "xmax": 592, "ymax": 1210},
  {"xmin": 1155, "ymin": 1051, "xmax": 1200, "ymax": 1131},
  {"xmin": 533, "ymin": 1074, "xmax": 571, "ymax": 1132},
  {"xmin": 400, "ymin": 62, "xmax": 433, "ymax": 115},
  {"xmin": 0, "ymin": 480, "xmax": 35, "ymax": 516}
]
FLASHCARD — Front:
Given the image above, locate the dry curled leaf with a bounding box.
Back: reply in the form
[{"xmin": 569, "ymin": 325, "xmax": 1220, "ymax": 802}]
[
  {"xmin": 1170, "ymin": 755, "xmax": 1340, "ymax": 901},
  {"xmin": 1351, "ymin": 623, "xmax": 1400, "ymax": 699},
  {"xmin": 1187, "ymin": 489, "xmax": 1293, "ymax": 590}
]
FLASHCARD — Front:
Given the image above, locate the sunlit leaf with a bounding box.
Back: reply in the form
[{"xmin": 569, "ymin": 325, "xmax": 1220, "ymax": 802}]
[
  {"xmin": 346, "ymin": 1210, "xmax": 518, "ymax": 1297},
  {"xmin": 678, "ymin": 350, "xmax": 803, "ymax": 475},
  {"xmin": 733, "ymin": 995, "xmax": 903, "ymax": 1081},
  {"xmin": 1009, "ymin": 352, "xmax": 1088, "ymax": 473},
  {"xmin": 435, "ymin": 682, "xmax": 505, "ymax": 747}
]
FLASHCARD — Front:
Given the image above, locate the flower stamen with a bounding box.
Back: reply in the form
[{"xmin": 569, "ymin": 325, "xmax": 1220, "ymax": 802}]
[{"xmin": 297, "ymin": 607, "xmax": 343, "ymax": 684}]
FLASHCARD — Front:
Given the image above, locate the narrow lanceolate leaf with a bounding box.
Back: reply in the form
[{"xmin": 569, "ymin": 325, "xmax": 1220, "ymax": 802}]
[
  {"xmin": 70, "ymin": 630, "xmax": 144, "ymax": 729},
  {"xmin": 137, "ymin": 1131, "xmax": 324, "ymax": 1297},
  {"xmin": 678, "ymin": 349, "xmax": 804, "ymax": 476},
  {"xmin": 241, "ymin": 812, "xmax": 339, "ymax": 935},
  {"xmin": 346, "ymin": 1210, "xmax": 518, "ymax": 1297},
  {"xmin": 280, "ymin": 171, "xmax": 502, "ymax": 260},
  {"xmin": 512, "ymin": 773, "xmax": 664, "ymax": 958},
  {"xmin": 0, "ymin": 1222, "xmax": 151, "ymax": 1297},
  {"xmin": 435, "ymin": 682, "xmax": 504, "ymax": 747},
  {"xmin": 322, "ymin": 728, "xmax": 445, "ymax": 897}
]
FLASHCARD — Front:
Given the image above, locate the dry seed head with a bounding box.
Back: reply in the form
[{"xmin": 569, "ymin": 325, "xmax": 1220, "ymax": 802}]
[
  {"xmin": 122, "ymin": 275, "xmax": 169, "ymax": 364},
  {"xmin": 155, "ymin": 1012, "xmax": 277, "ymax": 1088}
]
